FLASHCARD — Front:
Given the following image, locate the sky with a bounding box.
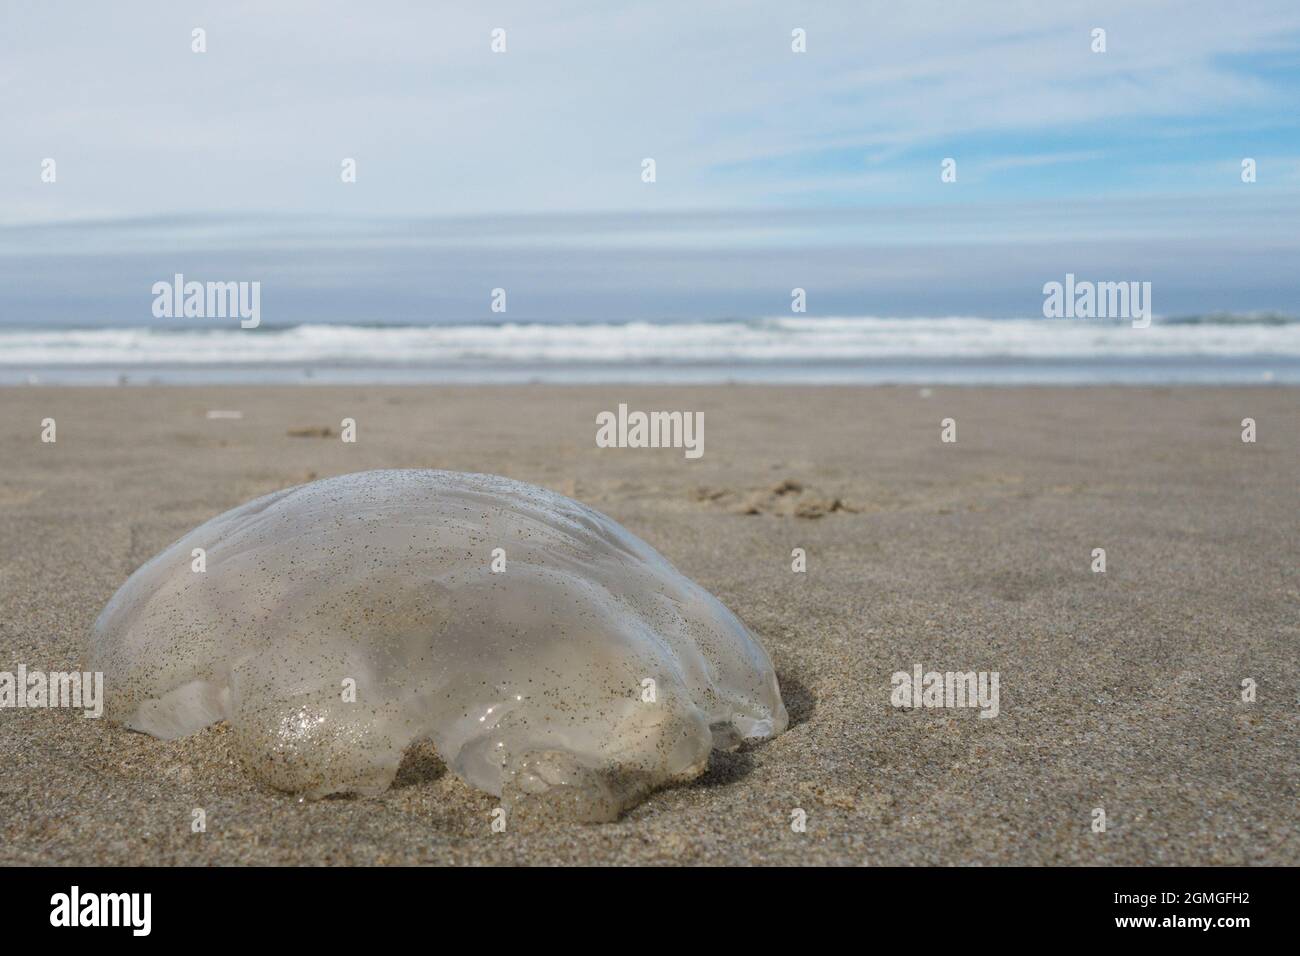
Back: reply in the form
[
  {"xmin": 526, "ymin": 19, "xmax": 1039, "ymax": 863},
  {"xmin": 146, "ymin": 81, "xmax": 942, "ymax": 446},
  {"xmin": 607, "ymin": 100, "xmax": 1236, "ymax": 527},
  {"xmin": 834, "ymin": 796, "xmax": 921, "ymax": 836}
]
[{"xmin": 2, "ymin": 0, "xmax": 1299, "ymax": 323}]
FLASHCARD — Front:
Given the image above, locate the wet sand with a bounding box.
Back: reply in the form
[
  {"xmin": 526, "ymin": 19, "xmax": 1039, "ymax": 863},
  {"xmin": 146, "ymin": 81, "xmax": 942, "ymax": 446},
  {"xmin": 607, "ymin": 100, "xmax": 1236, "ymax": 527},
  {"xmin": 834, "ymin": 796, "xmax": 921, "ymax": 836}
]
[{"xmin": 0, "ymin": 385, "xmax": 1295, "ymax": 865}]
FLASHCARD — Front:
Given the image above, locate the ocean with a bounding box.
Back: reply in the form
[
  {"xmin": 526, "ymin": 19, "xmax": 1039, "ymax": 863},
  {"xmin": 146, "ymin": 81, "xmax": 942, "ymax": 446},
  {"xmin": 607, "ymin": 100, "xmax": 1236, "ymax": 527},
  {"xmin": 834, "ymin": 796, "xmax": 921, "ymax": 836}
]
[{"xmin": 2, "ymin": 314, "xmax": 1296, "ymax": 385}]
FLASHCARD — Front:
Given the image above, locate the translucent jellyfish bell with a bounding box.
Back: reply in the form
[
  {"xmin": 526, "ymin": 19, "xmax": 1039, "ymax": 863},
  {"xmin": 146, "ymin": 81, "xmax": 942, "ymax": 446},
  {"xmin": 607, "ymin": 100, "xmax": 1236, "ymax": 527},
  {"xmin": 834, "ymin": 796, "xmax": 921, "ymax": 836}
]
[{"xmin": 87, "ymin": 470, "xmax": 787, "ymax": 821}]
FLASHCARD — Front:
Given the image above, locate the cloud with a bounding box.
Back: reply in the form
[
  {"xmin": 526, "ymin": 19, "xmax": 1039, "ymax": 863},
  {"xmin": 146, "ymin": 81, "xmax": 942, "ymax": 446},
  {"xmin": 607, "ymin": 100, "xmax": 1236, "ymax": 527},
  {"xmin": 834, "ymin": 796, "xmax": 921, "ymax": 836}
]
[
  {"xmin": 2, "ymin": 0, "xmax": 1299, "ymax": 221},
  {"xmin": 3, "ymin": 193, "xmax": 1298, "ymax": 324},
  {"xmin": 2, "ymin": 1, "xmax": 1297, "ymax": 322}
]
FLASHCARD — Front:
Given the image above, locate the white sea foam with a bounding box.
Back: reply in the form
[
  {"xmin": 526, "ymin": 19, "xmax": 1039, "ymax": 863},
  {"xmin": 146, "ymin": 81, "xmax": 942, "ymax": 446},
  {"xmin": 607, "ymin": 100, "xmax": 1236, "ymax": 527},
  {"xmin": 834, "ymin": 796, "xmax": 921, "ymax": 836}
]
[{"xmin": 3, "ymin": 315, "xmax": 1299, "ymax": 368}]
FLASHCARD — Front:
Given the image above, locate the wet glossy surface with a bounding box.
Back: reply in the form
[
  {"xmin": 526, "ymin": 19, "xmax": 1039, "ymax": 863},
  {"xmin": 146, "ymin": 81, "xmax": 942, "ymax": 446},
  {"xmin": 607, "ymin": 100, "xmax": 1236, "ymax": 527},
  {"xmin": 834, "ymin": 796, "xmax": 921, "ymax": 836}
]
[{"xmin": 87, "ymin": 470, "xmax": 787, "ymax": 821}]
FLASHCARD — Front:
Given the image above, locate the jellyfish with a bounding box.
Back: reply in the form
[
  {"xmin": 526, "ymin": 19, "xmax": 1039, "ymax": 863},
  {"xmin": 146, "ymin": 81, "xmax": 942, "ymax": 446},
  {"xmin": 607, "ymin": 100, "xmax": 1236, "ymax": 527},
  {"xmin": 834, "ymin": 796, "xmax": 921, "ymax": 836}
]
[{"xmin": 87, "ymin": 470, "xmax": 787, "ymax": 822}]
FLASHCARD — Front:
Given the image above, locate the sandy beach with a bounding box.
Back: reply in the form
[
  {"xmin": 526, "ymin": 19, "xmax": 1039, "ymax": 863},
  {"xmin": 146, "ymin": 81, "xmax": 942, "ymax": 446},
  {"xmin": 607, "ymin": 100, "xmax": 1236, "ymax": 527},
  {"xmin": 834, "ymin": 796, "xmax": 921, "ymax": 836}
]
[{"xmin": 0, "ymin": 385, "xmax": 1295, "ymax": 866}]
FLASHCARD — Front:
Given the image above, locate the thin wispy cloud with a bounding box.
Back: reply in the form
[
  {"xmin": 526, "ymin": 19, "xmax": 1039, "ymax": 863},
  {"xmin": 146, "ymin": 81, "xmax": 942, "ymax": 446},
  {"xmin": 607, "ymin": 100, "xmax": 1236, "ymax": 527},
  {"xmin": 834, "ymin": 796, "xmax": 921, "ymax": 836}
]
[
  {"xmin": 979, "ymin": 152, "xmax": 1108, "ymax": 172},
  {"xmin": 3, "ymin": 0, "xmax": 1299, "ymax": 222},
  {"xmin": 1, "ymin": 1, "xmax": 1297, "ymax": 327}
]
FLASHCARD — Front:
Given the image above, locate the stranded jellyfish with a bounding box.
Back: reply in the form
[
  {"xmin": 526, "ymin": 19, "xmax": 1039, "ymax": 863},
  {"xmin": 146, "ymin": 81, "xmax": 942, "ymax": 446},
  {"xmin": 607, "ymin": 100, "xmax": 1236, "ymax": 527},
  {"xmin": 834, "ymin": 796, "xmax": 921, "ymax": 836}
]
[{"xmin": 87, "ymin": 470, "xmax": 787, "ymax": 821}]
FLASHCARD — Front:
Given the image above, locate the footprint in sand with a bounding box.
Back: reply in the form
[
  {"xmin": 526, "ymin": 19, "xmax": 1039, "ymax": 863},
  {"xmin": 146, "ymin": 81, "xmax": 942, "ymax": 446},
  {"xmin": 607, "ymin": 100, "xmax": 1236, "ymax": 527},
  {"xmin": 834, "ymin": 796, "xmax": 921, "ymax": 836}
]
[{"xmin": 693, "ymin": 478, "xmax": 861, "ymax": 518}]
